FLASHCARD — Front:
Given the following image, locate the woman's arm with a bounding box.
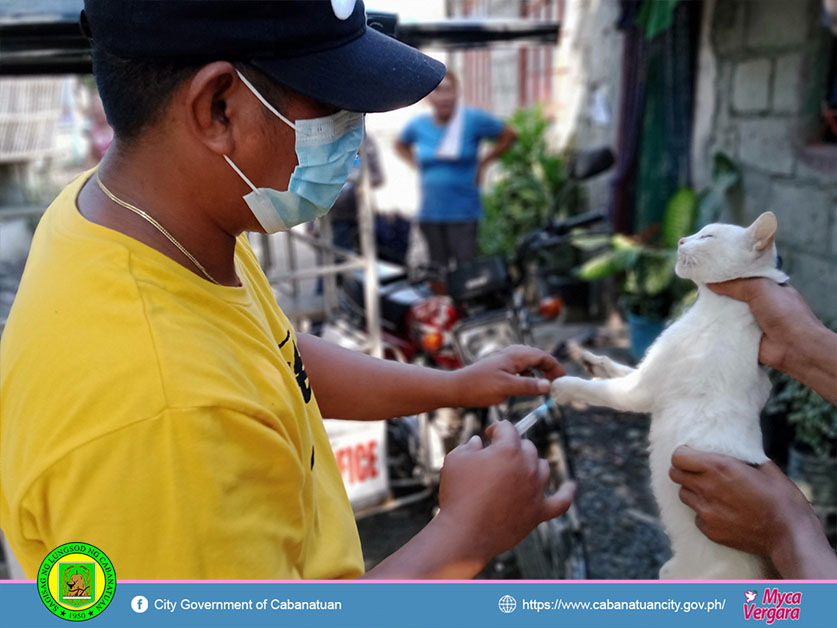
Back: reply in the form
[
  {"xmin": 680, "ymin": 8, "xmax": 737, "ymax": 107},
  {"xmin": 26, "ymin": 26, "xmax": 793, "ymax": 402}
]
[
  {"xmin": 394, "ymin": 139, "xmax": 416, "ymax": 168},
  {"xmin": 297, "ymin": 332, "xmax": 563, "ymax": 421},
  {"xmin": 476, "ymin": 126, "xmax": 517, "ymax": 184}
]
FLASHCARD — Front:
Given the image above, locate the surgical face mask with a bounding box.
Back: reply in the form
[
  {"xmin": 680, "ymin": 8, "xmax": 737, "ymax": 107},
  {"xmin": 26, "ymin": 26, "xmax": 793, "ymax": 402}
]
[{"xmin": 224, "ymin": 70, "xmax": 364, "ymax": 233}]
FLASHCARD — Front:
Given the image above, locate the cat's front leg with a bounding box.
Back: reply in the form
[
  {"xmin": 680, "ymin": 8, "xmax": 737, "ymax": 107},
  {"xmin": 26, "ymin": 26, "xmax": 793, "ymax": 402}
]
[
  {"xmin": 570, "ymin": 345, "xmax": 636, "ymax": 379},
  {"xmin": 551, "ymin": 372, "xmax": 652, "ymax": 413}
]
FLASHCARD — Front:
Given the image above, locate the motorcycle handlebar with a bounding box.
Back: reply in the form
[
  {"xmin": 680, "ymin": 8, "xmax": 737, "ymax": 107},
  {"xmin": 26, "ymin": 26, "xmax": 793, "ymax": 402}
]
[
  {"xmin": 513, "ymin": 210, "xmax": 608, "ymax": 270},
  {"xmin": 545, "ymin": 210, "xmax": 607, "ymax": 236}
]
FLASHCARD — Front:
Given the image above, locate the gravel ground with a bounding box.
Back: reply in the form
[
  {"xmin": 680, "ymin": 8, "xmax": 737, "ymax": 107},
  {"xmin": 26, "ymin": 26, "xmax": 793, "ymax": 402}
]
[{"xmin": 565, "ymin": 407, "xmax": 671, "ymax": 579}]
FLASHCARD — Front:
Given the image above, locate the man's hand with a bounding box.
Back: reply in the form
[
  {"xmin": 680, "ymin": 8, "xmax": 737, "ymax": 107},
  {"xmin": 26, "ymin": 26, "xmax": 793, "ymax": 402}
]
[
  {"xmin": 669, "ymin": 446, "xmax": 800, "ymax": 556},
  {"xmin": 669, "ymin": 445, "xmax": 837, "ymax": 579},
  {"xmin": 450, "ymin": 345, "xmax": 564, "ymax": 408},
  {"xmin": 438, "ymin": 421, "xmax": 575, "ymax": 562},
  {"xmin": 366, "ymin": 420, "xmax": 575, "ymax": 579}
]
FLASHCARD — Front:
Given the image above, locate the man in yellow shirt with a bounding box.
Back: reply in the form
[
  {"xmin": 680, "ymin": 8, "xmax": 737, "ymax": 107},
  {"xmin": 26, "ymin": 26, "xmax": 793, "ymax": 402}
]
[{"xmin": 0, "ymin": 0, "xmax": 574, "ymax": 579}]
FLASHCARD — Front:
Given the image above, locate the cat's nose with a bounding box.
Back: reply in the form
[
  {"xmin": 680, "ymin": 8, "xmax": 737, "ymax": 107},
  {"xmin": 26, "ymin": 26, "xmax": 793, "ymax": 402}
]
[{"xmin": 678, "ymin": 238, "xmax": 685, "ymax": 246}]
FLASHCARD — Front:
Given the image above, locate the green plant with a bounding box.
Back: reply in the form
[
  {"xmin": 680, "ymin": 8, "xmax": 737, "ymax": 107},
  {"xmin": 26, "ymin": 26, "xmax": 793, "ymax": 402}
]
[
  {"xmin": 576, "ymin": 153, "xmax": 739, "ymax": 320},
  {"xmin": 576, "ymin": 190, "xmax": 695, "ymax": 319},
  {"xmin": 479, "ymin": 106, "xmax": 580, "ymax": 261},
  {"xmin": 766, "ymin": 324, "xmax": 837, "ymax": 458}
]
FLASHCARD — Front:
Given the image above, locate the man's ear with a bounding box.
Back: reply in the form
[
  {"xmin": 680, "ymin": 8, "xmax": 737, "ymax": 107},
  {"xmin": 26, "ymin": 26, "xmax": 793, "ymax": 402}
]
[
  {"xmin": 181, "ymin": 62, "xmax": 239, "ymax": 156},
  {"xmin": 746, "ymin": 211, "xmax": 778, "ymax": 252}
]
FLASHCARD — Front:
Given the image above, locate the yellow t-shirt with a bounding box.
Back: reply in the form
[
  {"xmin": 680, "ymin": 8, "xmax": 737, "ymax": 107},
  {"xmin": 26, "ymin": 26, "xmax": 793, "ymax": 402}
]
[{"xmin": 0, "ymin": 171, "xmax": 364, "ymax": 579}]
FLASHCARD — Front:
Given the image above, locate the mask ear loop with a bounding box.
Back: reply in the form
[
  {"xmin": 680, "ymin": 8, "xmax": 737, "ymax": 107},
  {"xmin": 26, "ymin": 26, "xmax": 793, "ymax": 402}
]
[
  {"xmin": 223, "ymin": 155, "xmax": 259, "ymax": 193},
  {"xmin": 234, "ymin": 69, "xmax": 296, "ymax": 130}
]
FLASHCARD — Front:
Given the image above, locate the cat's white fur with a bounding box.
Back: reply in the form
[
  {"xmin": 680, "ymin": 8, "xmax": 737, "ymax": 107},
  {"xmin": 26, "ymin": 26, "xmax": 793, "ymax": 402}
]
[{"xmin": 551, "ymin": 212, "xmax": 788, "ymax": 580}]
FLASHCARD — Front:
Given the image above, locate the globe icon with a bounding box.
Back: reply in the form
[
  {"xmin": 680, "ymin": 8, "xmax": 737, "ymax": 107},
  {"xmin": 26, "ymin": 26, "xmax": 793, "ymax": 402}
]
[{"xmin": 498, "ymin": 595, "xmax": 517, "ymax": 614}]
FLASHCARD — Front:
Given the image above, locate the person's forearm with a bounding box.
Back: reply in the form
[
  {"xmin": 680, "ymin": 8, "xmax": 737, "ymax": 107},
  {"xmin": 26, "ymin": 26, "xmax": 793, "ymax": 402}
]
[
  {"xmin": 394, "ymin": 141, "xmax": 415, "ymax": 167},
  {"xmin": 297, "ymin": 333, "xmax": 460, "ymax": 420},
  {"xmin": 780, "ymin": 323, "xmax": 837, "ymax": 404},
  {"xmin": 770, "ymin": 509, "xmax": 837, "ymax": 579},
  {"xmin": 361, "ymin": 511, "xmax": 490, "ymax": 579},
  {"xmin": 479, "ymin": 129, "xmax": 516, "ymax": 168}
]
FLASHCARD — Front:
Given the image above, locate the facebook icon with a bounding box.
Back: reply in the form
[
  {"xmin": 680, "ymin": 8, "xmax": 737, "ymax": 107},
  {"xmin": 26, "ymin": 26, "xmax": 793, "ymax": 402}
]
[{"xmin": 131, "ymin": 595, "xmax": 149, "ymax": 614}]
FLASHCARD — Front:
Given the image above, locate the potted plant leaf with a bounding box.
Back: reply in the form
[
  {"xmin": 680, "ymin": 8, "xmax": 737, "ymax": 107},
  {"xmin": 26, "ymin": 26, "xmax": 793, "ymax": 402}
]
[{"xmin": 576, "ymin": 189, "xmax": 695, "ymax": 360}]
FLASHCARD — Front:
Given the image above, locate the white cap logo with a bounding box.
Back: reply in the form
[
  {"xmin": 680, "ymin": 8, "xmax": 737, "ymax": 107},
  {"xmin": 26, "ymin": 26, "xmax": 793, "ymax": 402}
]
[{"xmin": 331, "ymin": 0, "xmax": 356, "ymax": 20}]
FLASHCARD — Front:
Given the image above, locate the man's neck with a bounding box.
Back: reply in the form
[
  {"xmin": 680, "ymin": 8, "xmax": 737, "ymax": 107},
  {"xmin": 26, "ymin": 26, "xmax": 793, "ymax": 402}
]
[{"xmin": 78, "ymin": 144, "xmax": 241, "ymax": 286}]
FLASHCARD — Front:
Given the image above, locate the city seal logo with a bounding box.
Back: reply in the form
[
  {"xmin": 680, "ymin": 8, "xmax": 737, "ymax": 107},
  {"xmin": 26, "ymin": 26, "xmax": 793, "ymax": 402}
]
[
  {"xmin": 59, "ymin": 563, "xmax": 94, "ymax": 606},
  {"xmin": 37, "ymin": 542, "xmax": 115, "ymax": 621}
]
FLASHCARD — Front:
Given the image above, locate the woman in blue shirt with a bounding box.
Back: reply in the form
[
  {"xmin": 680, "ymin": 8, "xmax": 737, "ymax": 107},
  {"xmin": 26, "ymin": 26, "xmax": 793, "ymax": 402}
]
[{"xmin": 395, "ymin": 72, "xmax": 516, "ymax": 280}]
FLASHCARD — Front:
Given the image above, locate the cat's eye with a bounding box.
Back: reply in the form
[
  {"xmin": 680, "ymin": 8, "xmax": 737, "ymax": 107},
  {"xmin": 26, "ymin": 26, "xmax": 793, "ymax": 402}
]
[{"xmin": 699, "ymin": 234, "xmax": 714, "ymax": 239}]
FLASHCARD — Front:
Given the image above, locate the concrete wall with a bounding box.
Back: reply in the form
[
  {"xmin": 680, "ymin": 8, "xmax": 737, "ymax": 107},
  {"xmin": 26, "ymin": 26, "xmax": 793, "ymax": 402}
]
[
  {"xmin": 693, "ymin": 0, "xmax": 837, "ymax": 319},
  {"xmin": 551, "ymin": 0, "xmax": 623, "ymax": 212},
  {"xmin": 445, "ymin": 0, "xmax": 520, "ymax": 116}
]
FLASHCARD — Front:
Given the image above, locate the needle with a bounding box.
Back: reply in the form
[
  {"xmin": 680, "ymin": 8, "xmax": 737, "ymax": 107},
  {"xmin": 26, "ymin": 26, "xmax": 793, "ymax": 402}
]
[{"xmin": 514, "ymin": 398, "xmax": 557, "ymax": 436}]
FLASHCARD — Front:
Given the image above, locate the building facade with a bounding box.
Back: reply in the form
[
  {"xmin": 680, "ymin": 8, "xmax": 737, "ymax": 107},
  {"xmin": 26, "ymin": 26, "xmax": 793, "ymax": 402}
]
[{"xmin": 693, "ymin": 0, "xmax": 837, "ymax": 319}]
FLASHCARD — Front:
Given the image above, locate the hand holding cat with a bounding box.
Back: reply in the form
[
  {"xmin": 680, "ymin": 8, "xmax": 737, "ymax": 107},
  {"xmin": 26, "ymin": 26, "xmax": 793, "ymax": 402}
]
[
  {"xmin": 707, "ymin": 279, "xmax": 837, "ymax": 404},
  {"xmin": 670, "ymin": 445, "xmax": 837, "ymax": 579}
]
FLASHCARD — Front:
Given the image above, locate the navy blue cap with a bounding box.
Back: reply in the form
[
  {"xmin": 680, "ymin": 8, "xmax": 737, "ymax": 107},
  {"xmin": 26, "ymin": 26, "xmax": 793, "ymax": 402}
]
[{"xmin": 81, "ymin": 0, "xmax": 446, "ymax": 112}]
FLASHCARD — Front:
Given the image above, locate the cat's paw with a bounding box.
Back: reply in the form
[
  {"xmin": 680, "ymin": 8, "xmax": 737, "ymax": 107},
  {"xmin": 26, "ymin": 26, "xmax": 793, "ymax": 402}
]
[
  {"xmin": 550, "ymin": 377, "xmax": 578, "ymax": 405},
  {"xmin": 571, "ymin": 344, "xmax": 608, "ymax": 377}
]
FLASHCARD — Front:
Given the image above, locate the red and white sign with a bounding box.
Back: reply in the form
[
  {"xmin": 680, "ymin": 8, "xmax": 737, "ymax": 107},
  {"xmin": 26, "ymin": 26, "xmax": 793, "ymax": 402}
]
[{"xmin": 324, "ymin": 419, "xmax": 388, "ymax": 509}]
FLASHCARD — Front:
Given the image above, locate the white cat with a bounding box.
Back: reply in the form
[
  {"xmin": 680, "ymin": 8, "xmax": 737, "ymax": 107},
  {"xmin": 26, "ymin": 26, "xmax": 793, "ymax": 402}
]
[{"xmin": 551, "ymin": 212, "xmax": 788, "ymax": 580}]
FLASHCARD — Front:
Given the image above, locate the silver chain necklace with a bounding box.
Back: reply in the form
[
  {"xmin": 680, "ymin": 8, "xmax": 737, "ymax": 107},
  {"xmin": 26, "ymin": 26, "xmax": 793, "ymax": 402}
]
[{"xmin": 95, "ymin": 172, "xmax": 220, "ymax": 285}]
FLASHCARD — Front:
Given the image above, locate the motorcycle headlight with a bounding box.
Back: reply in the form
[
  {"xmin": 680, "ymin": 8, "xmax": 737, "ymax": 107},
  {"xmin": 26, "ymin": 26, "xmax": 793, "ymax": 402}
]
[
  {"xmin": 538, "ymin": 295, "xmax": 564, "ymax": 319},
  {"xmin": 452, "ymin": 311, "xmax": 521, "ymax": 365},
  {"xmin": 420, "ymin": 330, "xmax": 445, "ymax": 353}
]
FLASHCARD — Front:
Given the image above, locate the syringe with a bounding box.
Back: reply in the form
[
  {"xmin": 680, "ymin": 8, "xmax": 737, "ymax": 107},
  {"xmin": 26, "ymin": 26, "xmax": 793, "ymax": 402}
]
[{"xmin": 514, "ymin": 398, "xmax": 557, "ymax": 436}]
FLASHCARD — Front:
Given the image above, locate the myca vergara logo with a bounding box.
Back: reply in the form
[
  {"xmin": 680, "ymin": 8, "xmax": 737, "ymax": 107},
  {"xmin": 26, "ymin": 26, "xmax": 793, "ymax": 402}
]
[
  {"xmin": 37, "ymin": 542, "xmax": 116, "ymax": 621},
  {"xmin": 743, "ymin": 588, "xmax": 801, "ymax": 624}
]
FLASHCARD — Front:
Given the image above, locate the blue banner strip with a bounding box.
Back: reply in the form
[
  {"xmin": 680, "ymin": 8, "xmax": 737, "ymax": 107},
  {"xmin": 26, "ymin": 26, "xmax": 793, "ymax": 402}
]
[{"xmin": 1, "ymin": 581, "xmax": 832, "ymax": 627}]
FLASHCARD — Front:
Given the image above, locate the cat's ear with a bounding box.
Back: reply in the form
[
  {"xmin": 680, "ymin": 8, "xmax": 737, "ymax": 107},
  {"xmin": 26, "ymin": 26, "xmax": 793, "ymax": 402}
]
[{"xmin": 746, "ymin": 212, "xmax": 778, "ymax": 252}]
